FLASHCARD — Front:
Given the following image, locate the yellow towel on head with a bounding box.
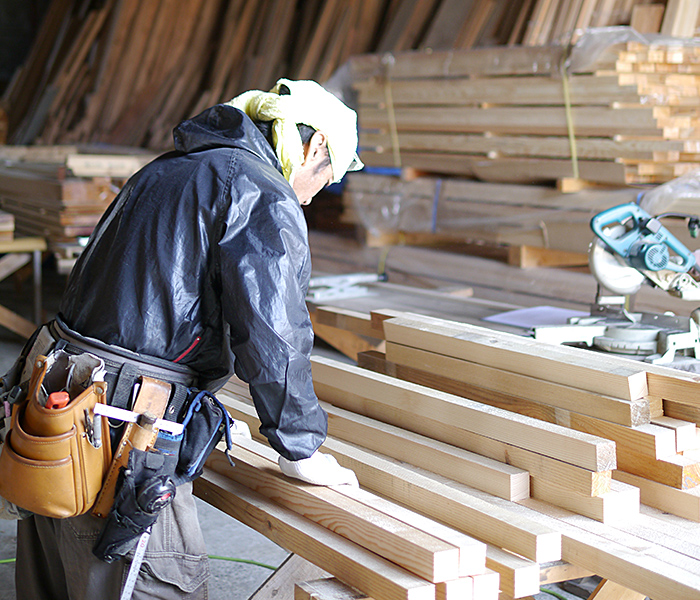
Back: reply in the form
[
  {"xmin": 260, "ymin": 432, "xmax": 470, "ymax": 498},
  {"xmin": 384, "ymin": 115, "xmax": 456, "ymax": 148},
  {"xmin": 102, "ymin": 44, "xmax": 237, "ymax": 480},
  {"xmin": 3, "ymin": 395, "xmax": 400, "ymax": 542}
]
[{"xmin": 227, "ymin": 78, "xmax": 363, "ymax": 185}]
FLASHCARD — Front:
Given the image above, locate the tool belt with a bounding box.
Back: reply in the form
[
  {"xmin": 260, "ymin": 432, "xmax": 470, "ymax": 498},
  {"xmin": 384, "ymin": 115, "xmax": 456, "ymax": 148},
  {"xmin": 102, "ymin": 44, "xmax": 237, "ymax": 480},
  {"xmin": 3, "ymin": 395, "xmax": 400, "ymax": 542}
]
[{"xmin": 0, "ymin": 317, "xmax": 235, "ymax": 558}]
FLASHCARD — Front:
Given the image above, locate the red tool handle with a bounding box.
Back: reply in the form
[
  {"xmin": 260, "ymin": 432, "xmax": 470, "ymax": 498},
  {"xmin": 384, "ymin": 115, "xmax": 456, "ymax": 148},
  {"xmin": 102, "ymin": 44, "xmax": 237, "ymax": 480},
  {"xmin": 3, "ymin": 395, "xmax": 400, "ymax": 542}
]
[{"xmin": 46, "ymin": 391, "xmax": 70, "ymax": 409}]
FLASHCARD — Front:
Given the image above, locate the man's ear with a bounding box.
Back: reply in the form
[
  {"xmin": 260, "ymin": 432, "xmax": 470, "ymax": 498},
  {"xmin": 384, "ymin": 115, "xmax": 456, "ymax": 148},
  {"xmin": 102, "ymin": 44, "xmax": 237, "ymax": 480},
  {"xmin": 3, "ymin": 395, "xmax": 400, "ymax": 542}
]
[{"xmin": 302, "ymin": 131, "xmax": 328, "ymax": 165}]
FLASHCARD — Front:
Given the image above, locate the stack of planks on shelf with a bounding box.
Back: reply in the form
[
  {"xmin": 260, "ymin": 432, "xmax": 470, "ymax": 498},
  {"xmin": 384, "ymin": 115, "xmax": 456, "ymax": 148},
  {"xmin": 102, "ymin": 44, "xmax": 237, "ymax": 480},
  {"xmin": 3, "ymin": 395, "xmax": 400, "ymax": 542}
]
[
  {"xmin": 3, "ymin": 0, "xmax": 697, "ymax": 151},
  {"xmin": 350, "ymin": 40, "xmax": 700, "ymax": 187},
  {"xmin": 340, "ymin": 172, "xmax": 656, "ymax": 258},
  {"xmin": 208, "ymin": 352, "xmax": 700, "ymax": 600},
  {"xmin": 0, "ymin": 146, "xmax": 153, "ymax": 265}
]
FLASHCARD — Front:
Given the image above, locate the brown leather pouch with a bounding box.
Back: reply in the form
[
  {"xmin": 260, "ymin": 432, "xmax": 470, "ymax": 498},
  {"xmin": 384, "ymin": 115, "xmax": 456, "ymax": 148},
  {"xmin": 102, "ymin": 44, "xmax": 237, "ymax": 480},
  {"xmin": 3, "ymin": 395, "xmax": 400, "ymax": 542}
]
[{"xmin": 0, "ymin": 354, "xmax": 112, "ymax": 518}]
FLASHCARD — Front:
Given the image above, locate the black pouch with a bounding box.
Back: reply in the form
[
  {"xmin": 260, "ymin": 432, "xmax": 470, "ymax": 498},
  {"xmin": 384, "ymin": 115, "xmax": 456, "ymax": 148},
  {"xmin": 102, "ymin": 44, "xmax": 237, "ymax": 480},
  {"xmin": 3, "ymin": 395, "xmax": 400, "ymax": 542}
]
[
  {"xmin": 159, "ymin": 389, "xmax": 233, "ymax": 486},
  {"xmin": 93, "ymin": 448, "xmax": 176, "ymax": 563}
]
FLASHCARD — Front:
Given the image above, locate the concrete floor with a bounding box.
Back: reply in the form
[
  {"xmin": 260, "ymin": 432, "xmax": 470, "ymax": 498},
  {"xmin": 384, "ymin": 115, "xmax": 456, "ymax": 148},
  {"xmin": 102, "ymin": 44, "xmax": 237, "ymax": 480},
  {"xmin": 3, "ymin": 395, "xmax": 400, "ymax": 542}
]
[{"xmin": 0, "ymin": 257, "xmax": 590, "ymax": 600}]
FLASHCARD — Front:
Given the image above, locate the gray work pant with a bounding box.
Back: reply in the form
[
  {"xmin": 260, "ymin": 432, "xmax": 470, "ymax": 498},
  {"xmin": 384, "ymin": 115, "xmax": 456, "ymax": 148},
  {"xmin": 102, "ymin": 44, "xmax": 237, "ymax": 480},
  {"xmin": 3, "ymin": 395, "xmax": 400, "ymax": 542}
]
[{"xmin": 15, "ymin": 482, "xmax": 210, "ymax": 600}]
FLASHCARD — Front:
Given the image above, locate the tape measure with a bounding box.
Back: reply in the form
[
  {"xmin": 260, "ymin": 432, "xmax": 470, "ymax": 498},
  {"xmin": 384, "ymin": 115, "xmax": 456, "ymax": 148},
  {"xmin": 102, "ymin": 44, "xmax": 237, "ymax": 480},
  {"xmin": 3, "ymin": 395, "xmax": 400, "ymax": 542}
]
[{"xmin": 119, "ymin": 529, "xmax": 151, "ymax": 600}]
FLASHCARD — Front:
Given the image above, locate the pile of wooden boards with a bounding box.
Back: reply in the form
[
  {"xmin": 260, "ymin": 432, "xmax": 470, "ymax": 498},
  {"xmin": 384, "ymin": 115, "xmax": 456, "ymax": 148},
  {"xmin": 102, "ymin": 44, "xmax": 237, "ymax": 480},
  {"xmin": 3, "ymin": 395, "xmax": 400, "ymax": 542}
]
[
  {"xmin": 3, "ymin": 0, "xmax": 697, "ymax": 151},
  {"xmin": 340, "ymin": 172, "xmax": 653, "ymax": 256},
  {"xmin": 204, "ymin": 327, "xmax": 700, "ymax": 599},
  {"xmin": 0, "ymin": 145, "xmax": 154, "ymax": 267},
  {"xmin": 350, "ymin": 40, "xmax": 700, "ymax": 186}
]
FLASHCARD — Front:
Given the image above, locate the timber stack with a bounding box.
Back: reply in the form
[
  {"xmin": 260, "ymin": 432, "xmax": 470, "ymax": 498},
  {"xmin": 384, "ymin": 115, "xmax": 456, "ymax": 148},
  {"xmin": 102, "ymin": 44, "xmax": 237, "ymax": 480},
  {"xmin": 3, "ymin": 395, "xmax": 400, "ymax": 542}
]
[
  {"xmin": 1, "ymin": 0, "xmax": 697, "ymax": 151},
  {"xmin": 349, "ymin": 41, "xmax": 700, "ymax": 187},
  {"xmin": 0, "ymin": 145, "xmax": 154, "ymax": 268},
  {"xmin": 203, "ymin": 306, "xmax": 700, "ymax": 599}
]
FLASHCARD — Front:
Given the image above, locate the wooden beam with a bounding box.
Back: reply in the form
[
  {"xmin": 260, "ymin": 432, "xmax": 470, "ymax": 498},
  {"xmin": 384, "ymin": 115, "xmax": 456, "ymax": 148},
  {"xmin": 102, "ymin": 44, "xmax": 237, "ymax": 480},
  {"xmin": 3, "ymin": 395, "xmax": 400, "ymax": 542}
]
[
  {"xmin": 381, "ymin": 314, "xmax": 648, "ymax": 401},
  {"xmin": 295, "ymin": 578, "xmax": 371, "ymax": 600},
  {"xmin": 322, "ymin": 399, "xmax": 530, "ymax": 502},
  {"xmin": 384, "ymin": 341, "xmax": 649, "ymax": 428},
  {"xmin": 194, "ymin": 470, "xmax": 436, "ymax": 600},
  {"xmin": 217, "ymin": 393, "xmax": 562, "ymax": 564},
  {"xmin": 206, "ymin": 441, "xmax": 464, "ymax": 583},
  {"xmin": 312, "ymin": 356, "xmax": 616, "ymax": 472}
]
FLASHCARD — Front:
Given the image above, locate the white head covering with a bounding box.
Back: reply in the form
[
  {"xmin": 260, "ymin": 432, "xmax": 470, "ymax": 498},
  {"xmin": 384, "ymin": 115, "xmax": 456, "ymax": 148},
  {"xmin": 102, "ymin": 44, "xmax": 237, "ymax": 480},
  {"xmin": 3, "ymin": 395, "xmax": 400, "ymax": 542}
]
[{"xmin": 227, "ymin": 78, "xmax": 363, "ymax": 185}]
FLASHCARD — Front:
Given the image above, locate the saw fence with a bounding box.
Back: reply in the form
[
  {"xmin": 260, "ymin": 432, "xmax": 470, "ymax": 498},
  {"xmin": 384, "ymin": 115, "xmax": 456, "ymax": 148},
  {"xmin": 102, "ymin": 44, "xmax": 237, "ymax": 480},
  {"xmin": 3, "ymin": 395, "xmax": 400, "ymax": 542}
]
[{"xmin": 198, "ymin": 307, "xmax": 700, "ymax": 599}]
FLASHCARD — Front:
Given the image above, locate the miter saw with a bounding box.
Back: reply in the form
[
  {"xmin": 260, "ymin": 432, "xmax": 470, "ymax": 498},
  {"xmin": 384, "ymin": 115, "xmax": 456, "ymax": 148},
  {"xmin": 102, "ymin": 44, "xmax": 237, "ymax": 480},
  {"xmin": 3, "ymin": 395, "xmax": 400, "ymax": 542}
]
[{"xmin": 533, "ymin": 182, "xmax": 700, "ymax": 369}]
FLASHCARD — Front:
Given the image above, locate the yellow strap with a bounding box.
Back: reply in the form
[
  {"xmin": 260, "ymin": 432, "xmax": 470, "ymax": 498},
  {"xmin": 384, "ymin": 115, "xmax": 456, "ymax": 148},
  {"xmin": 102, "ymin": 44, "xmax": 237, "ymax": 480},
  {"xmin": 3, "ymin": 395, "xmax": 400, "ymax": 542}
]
[{"xmin": 561, "ymin": 55, "xmax": 579, "ymax": 181}]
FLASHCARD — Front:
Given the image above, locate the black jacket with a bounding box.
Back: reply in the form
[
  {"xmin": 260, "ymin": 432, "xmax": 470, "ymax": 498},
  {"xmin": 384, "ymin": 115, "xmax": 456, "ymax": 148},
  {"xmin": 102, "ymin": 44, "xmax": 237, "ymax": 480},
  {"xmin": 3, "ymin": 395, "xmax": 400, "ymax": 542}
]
[{"xmin": 59, "ymin": 104, "xmax": 327, "ymax": 460}]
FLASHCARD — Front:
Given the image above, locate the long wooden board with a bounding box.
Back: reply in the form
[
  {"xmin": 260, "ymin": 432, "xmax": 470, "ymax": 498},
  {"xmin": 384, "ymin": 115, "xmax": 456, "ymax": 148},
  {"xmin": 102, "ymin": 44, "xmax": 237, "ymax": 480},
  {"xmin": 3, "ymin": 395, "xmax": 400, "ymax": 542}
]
[{"xmin": 311, "ymin": 356, "xmax": 616, "ymax": 472}]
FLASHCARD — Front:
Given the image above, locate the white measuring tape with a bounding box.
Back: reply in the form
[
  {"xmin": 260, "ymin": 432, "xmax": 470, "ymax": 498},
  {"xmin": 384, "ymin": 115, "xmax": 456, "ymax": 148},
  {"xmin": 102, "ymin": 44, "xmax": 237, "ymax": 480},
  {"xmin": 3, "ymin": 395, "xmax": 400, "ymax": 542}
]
[{"xmin": 119, "ymin": 529, "xmax": 151, "ymax": 600}]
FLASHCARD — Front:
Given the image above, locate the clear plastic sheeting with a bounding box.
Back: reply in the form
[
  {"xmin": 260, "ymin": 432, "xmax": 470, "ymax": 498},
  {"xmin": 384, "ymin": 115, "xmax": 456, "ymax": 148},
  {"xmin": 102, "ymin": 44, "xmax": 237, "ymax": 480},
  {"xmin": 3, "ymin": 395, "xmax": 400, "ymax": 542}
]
[{"xmin": 639, "ymin": 168, "xmax": 700, "ymax": 216}]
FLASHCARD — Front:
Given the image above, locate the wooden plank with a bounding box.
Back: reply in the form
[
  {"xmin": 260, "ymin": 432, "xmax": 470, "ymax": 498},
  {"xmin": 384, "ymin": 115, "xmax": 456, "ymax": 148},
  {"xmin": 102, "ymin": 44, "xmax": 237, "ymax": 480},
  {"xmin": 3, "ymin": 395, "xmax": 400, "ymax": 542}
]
[
  {"xmin": 205, "ymin": 442, "xmax": 462, "ymax": 583},
  {"xmin": 420, "ymin": 0, "xmax": 476, "ymax": 50},
  {"xmin": 217, "ymin": 390, "xmax": 489, "ymax": 578},
  {"xmin": 0, "ymin": 304, "xmax": 37, "ymax": 338},
  {"xmin": 194, "ymin": 471, "xmax": 436, "ymax": 600},
  {"xmin": 613, "ymin": 470, "xmax": 700, "ymax": 522},
  {"xmin": 589, "ymin": 579, "xmax": 645, "ymax": 600},
  {"xmin": 661, "ymin": 0, "xmax": 700, "ymax": 37},
  {"xmin": 312, "ymin": 355, "xmax": 617, "ymax": 472},
  {"xmin": 484, "ymin": 546, "xmax": 540, "ymax": 599},
  {"xmin": 325, "ymin": 353, "xmax": 614, "ymax": 498},
  {"xmin": 517, "ymin": 496, "xmax": 700, "ymax": 600},
  {"xmin": 295, "ymin": 578, "xmax": 370, "ymax": 600},
  {"xmin": 218, "ymin": 393, "xmax": 561, "ymax": 564},
  {"xmin": 385, "ymin": 341, "xmax": 649, "ymax": 428},
  {"xmin": 258, "ymin": 555, "xmax": 329, "ymax": 600},
  {"xmin": 381, "ymin": 314, "xmax": 649, "ymax": 401},
  {"xmin": 322, "ymin": 399, "xmax": 530, "ymax": 502},
  {"xmin": 529, "ymin": 478, "xmax": 639, "ymax": 524},
  {"xmin": 323, "ymin": 437, "xmax": 562, "ymax": 564},
  {"xmin": 630, "ymin": 3, "xmax": 665, "ymax": 33},
  {"xmin": 358, "ymin": 105, "xmax": 667, "ymax": 137}
]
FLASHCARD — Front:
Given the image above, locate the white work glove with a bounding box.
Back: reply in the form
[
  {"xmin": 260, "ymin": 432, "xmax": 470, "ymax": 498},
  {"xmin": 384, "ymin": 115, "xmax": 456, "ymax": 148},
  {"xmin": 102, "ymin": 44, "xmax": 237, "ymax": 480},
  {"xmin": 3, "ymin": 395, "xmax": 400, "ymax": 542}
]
[
  {"xmin": 229, "ymin": 419, "xmax": 252, "ymax": 439},
  {"xmin": 278, "ymin": 451, "xmax": 359, "ymax": 487}
]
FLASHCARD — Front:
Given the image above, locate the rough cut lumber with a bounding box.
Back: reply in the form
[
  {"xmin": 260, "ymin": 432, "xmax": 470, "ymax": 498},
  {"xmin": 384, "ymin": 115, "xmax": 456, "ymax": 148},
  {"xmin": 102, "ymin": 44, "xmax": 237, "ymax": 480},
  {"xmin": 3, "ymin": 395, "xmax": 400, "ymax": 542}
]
[
  {"xmin": 381, "ymin": 314, "xmax": 648, "ymax": 401},
  {"xmin": 311, "ymin": 355, "xmax": 616, "ymax": 472},
  {"xmin": 194, "ymin": 470, "xmax": 436, "ymax": 600},
  {"xmin": 206, "ymin": 440, "xmax": 464, "ymax": 584}
]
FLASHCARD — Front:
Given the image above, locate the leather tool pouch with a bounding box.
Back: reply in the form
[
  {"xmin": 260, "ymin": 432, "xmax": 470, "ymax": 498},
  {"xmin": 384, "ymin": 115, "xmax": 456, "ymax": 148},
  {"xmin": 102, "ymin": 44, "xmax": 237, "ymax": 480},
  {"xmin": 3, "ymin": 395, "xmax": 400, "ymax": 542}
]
[{"xmin": 0, "ymin": 354, "xmax": 112, "ymax": 518}]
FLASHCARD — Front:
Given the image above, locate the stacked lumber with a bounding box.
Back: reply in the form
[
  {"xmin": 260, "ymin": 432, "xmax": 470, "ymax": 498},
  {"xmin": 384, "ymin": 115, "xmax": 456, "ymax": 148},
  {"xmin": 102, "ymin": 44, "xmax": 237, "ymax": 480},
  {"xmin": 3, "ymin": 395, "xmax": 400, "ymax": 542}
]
[
  {"xmin": 196, "ymin": 435, "xmax": 499, "ymax": 600},
  {"xmin": 333, "ymin": 310, "xmax": 700, "ymax": 522},
  {"xmin": 3, "ymin": 0, "xmax": 697, "ymax": 151},
  {"xmin": 0, "ymin": 145, "xmax": 155, "ymax": 266},
  {"xmin": 0, "ymin": 161, "xmax": 118, "ymax": 248},
  {"xmin": 213, "ymin": 365, "xmax": 700, "ymax": 599},
  {"xmin": 350, "ymin": 40, "xmax": 700, "ymax": 186},
  {"xmin": 340, "ymin": 172, "xmax": 659, "ymax": 257}
]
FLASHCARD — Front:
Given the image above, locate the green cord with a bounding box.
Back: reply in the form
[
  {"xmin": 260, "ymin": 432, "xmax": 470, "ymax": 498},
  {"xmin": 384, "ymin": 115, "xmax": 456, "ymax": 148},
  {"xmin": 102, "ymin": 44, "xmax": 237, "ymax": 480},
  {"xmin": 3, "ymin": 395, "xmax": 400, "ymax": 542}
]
[
  {"xmin": 0, "ymin": 556, "xmax": 276, "ymax": 570},
  {"xmin": 539, "ymin": 586, "xmax": 569, "ymax": 600},
  {"xmin": 207, "ymin": 555, "xmax": 276, "ymax": 570}
]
